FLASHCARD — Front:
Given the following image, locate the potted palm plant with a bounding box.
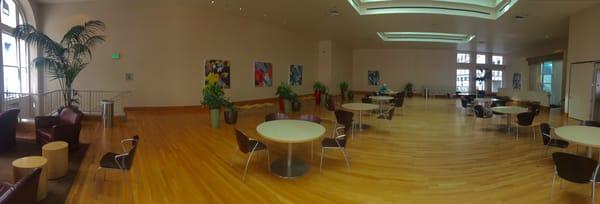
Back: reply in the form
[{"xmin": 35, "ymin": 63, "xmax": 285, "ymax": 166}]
[
  {"xmin": 404, "ymin": 82, "xmax": 414, "ymax": 97},
  {"xmin": 340, "ymin": 81, "xmax": 349, "ymax": 101},
  {"xmin": 203, "ymin": 73, "xmax": 226, "ymax": 128},
  {"xmin": 313, "ymin": 81, "xmax": 324, "ymax": 104},
  {"xmin": 14, "ymin": 20, "xmax": 106, "ymax": 110},
  {"xmin": 223, "ymin": 101, "xmax": 238, "ymax": 124},
  {"xmin": 276, "ymin": 82, "xmax": 295, "ymax": 113}
]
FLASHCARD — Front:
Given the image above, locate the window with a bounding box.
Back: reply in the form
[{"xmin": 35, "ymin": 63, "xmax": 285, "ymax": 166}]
[
  {"xmin": 492, "ymin": 55, "xmax": 503, "ymax": 65},
  {"xmin": 476, "ymin": 54, "xmax": 486, "ymax": 64},
  {"xmin": 1, "ymin": 0, "xmax": 28, "ymax": 94},
  {"xmin": 541, "ymin": 61, "xmax": 552, "ymax": 93},
  {"xmin": 456, "ymin": 69, "xmax": 469, "ymax": 92},
  {"xmin": 457, "ymin": 53, "xmax": 470, "ymax": 63},
  {"xmin": 491, "ymin": 70, "xmax": 502, "ymax": 92},
  {"xmin": 475, "ymin": 69, "xmax": 486, "ymax": 91}
]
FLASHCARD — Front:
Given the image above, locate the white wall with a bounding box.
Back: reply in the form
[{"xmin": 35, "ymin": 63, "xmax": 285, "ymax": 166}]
[
  {"xmin": 39, "ymin": 1, "xmax": 323, "ymax": 107},
  {"xmin": 352, "ymin": 48, "xmax": 457, "ymax": 93}
]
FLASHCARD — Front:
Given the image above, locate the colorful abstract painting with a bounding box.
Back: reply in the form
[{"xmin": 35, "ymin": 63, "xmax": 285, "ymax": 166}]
[
  {"xmin": 205, "ymin": 59, "xmax": 231, "ymax": 88},
  {"xmin": 254, "ymin": 62, "xmax": 273, "ymax": 87},
  {"xmin": 289, "ymin": 64, "xmax": 303, "ymax": 86},
  {"xmin": 368, "ymin": 70, "xmax": 380, "ymax": 86}
]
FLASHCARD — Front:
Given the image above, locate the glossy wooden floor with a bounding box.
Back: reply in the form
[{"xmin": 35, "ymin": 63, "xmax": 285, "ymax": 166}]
[{"xmin": 63, "ymin": 97, "xmax": 598, "ymax": 203}]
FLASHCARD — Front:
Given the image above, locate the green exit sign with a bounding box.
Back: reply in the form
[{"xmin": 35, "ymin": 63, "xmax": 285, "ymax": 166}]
[{"xmin": 111, "ymin": 53, "xmax": 120, "ymax": 59}]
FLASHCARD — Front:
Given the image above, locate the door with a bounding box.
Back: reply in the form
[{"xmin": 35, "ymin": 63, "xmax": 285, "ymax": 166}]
[{"xmin": 568, "ymin": 63, "xmax": 595, "ymax": 121}]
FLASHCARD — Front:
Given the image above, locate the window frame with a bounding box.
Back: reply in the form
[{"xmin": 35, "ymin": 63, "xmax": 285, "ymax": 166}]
[
  {"xmin": 456, "ymin": 69, "xmax": 470, "ymax": 93},
  {"xmin": 0, "ymin": 0, "xmax": 29, "ymax": 94}
]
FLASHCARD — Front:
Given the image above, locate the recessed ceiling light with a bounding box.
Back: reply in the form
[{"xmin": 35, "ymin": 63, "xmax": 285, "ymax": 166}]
[
  {"xmin": 239, "ymin": 7, "xmax": 243, "ymax": 11},
  {"xmin": 377, "ymin": 32, "xmax": 476, "ymax": 43},
  {"xmin": 329, "ymin": 10, "xmax": 341, "ymax": 16},
  {"xmin": 515, "ymin": 15, "xmax": 526, "ymax": 20},
  {"xmin": 210, "ymin": 0, "xmax": 214, "ymax": 4}
]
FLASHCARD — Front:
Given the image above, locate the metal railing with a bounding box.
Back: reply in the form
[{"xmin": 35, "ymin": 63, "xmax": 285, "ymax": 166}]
[{"xmin": 1, "ymin": 90, "xmax": 130, "ymax": 119}]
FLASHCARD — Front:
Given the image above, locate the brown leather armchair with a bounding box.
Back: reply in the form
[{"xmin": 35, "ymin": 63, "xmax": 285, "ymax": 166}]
[
  {"xmin": 0, "ymin": 109, "xmax": 20, "ymax": 152},
  {"xmin": 0, "ymin": 168, "xmax": 41, "ymax": 204},
  {"xmin": 35, "ymin": 107, "xmax": 83, "ymax": 151}
]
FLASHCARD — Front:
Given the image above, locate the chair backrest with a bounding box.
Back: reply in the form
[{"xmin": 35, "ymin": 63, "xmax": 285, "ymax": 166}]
[
  {"xmin": 326, "ymin": 97, "xmax": 336, "ymax": 111},
  {"xmin": 473, "ymin": 105, "xmax": 485, "ymax": 118},
  {"xmin": 59, "ymin": 107, "xmax": 83, "ymax": 126},
  {"xmin": 553, "ymin": 152, "xmax": 600, "ymax": 183},
  {"xmin": 334, "ymin": 110, "xmax": 354, "ymax": 134},
  {"xmin": 581, "ymin": 120, "xmax": 600, "ymax": 127},
  {"xmin": 123, "ymin": 135, "xmax": 140, "ymax": 170},
  {"xmin": 299, "ymin": 114, "xmax": 321, "ymax": 124},
  {"xmin": 265, "ymin": 113, "xmax": 288, "ymax": 122},
  {"xmin": 460, "ymin": 97, "xmax": 469, "ymax": 108},
  {"xmin": 361, "ymin": 97, "xmax": 372, "ymax": 103},
  {"xmin": 528, "ymin": 104, "xmax": 541, "ymax": 115},
  {"xmin": 393, "ymin": 94, "xmax": 405, "ymax": 107},
  {"xmin": 2, "ymin": 168, "xmax": 41, "ymax": 204},
  {"xmin": 516, "ymin": 112, "xmax": 535, "ymax": 126},
  {"xmin": 0, "ymin": 109, "xmax": 20, "ymax": 137},
  {"xmin": 540, "ymin": 123, "xmax": 552, "ymax": 145},
  {"xmin": 234, "ymin": 129, "xmax": 252, "ymax": 154}
]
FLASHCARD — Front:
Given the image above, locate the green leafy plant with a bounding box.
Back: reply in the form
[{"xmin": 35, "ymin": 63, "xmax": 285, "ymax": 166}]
[
  {"xmin": 404, "ymin": 82, "xmax": 414, "ymax": 96},
  {"xmin": 224, "ymin": 100, "xmax": 236, "ymax": 112},
  {"xmin": 340, "ymin": 81, "xmax": 349, "ymax": 91},
  {"xmin": 14, "ymin": 20, "xmax": 106, "ymax": 107},
  {"xmin": 202, "ymin": 83, "xmax": 226, "ymax": 109},
  {"xmin": 313, "ymin": 81, "xmax": 324, "ymax": 91},
  {"xmin": 276, "ymin": 82, "xmax": 296, "ymax": 100}
]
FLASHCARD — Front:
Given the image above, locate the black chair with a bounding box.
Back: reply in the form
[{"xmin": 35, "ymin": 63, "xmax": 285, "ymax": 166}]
[
  {"xmin": 0, "ymin": 109, "xmax": 20, "ymax": 152},
  {"xmin": 460, "ymin": 97, "xmax": 473, "ymax": 115},
  {"xmin": 232, "ymin": 129, "xmax": 269, "ymax": 181},
  {"xmin": 265, "ymin": 112, "xmax": 288, "ymax": 122},
  {"xmin": 390, "ymin": 93, "xmax": 405, "ymax": 115},
  {"xmin": 96, "ymin": 135, "xmax": 140, "ymax": 183},
  {"xmin": 320, "ymin": 111, "xmax": 352, "ymax": 171},
  {"xmin": 540, "ymin": 123, "xmax": 568, "ymax": 157},
  {"xmin": 335, "ymin": 110, "xmax": 354, "ymax": 140},
  {"xmin": 582, "ymin": 120, "xmax": 600, "ymax": 127},
  {"xmin": 551, "ymin": 152, "xmax": 600, "ymax": 203},
  {"xmin": 528, "ymin": 104, "xmax": 541, "ymax": 116},
  {"xmin": 473, "ymin": 105, "xmax": 493, "ymax": 119},
  {"xmin": 515, "ymin": 112, "xmax": 536, "ymax": 140}
]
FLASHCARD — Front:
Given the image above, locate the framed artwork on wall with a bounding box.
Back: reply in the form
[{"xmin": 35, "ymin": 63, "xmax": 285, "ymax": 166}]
[
  {"xmin": 513, "ymin": 72, "xmax": 521, "ymax": 90},
  {"xmin": 289, "ymin": 64, "xmax": 303, "ymax": 86},
  {"xmin": 254, "ymin": 62, "xmax": 273, "ymax": 87},
  {"xmin": 205, "ymin": 59, "xmax": 231, "ymax": 88},
  {"xmin": 368, "ymin": 70, "xmax": 380, "ymax": 86}
]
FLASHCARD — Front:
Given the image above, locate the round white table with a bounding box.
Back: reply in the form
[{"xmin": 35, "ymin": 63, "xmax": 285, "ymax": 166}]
[
  {"xmin": 555, "ymin": 126, "xmax": 600, "ymax": 158},
  {"xmin": 342, "ymin": 103, "xmax": 378, "ymax": 131},
  {"xmin": 256, "ymin": 120, "xmax": 325, "ymax": 178},
  {"xmin": 369, "ymin": 96, "xmax": 394, "ymax": 114},
  {"xmin": 490, "ymin": 106, "xmax": 529, "ymax": 134}
]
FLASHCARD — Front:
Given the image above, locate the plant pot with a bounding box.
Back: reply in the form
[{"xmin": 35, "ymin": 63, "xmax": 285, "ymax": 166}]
[
  {"xmin": 224, "ymin": 110, "xmax": 238, "ymax": 124},
  {"xmin": 284, "ymin": 99, "xmax": 292, "ymax": 113},
  {"xmin": 321, "ymin": 94, "xmax": 327, "ymax": 106},
  {"xmin": 292, "ymin": 101, "xmax": 301, "ymax": 112},
  {"xmin": 278, "ymin": 97, "xmax": 285, "ymax": 112},
  {"xmin": 209, "ymin": 108, "xmax": 220, "ymax": 128},
  {"xmin": 314, "ymin": 90, "xmax": 321, "ymax": 104},
  {"xmin": 347, "ymin": 92, "xmax": 354, "ymax": 102},
  {"xmin": 341, "ymin": 90, "xmax": 347, "ymax": 101}
]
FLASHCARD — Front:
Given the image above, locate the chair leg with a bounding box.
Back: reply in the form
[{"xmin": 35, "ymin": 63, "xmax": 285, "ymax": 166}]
[
  {"xmin": 320, "ymin": 148, "xmax": 325, "ymax": 172},
  {"xmin": 341, "ymin": 149, "xmax": 351, "ymax": 168},
  {"xmin": 266, "ymin": 150, "xmax": 271, "ymax": 172},
  {"xmin": 592, "ymin": 181, "xmax": 596, "ymax": 204},
  {"xmin": 311, "ymin": 141, "xmax": 314, "ymax": 161},
  {"xmin": 550, "ymin": 171, "xmax": 557, "ymax": 203},
  {"xmin": 516, "ymin": 126, "xmax": 519, "ymax": 140},
  {"xmin": 532, "ymin": 126, "xmax": 536, "ymax": 143},
  {"xmin": 242, "ymin": 150, "xmax": 256, "ymax": 181}
]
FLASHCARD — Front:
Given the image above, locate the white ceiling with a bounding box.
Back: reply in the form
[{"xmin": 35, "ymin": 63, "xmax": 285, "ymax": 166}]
[{"xmin": 36, "ymin": 0, "xmax": 600, "ymax": 53}]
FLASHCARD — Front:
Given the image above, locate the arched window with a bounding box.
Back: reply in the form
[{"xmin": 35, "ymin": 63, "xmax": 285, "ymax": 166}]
[{"xmin": 1, "ymin": 0, "xmax": 29, "ymax": 94}]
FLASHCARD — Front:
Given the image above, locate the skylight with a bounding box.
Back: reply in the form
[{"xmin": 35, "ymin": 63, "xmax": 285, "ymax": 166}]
[
  {"xmin": 348, "ymin": 0, "xmax": 519, "ymax": 20},
  {"xmin": 377, "ymin": 32, "xmax": 475, "ymax": 43}
]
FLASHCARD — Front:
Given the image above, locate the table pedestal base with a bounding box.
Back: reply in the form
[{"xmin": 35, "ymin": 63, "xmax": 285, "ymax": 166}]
[{"xmin": 270, "ymin": 158, "xmax": 309, "ymax": 179}]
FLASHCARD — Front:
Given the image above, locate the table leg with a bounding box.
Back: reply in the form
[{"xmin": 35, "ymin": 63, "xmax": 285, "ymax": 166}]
[
  {"xmin": 588, "ymin": 146, "xmax": 593, "ymax": 158},
  {"xmin": 287, "ymin": 143, "xmax": 292, "ymax": 177},
  {"xmin": 507, "ymin": 114, "xmax": 511, "ymax": 134},
  {"xmin": 359, "ymin": 111, "xmax": 363, "ymax": 131}
]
